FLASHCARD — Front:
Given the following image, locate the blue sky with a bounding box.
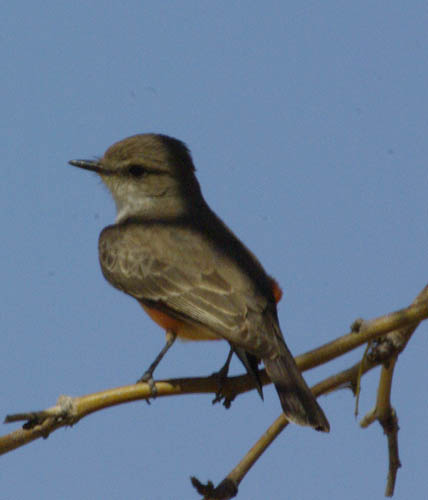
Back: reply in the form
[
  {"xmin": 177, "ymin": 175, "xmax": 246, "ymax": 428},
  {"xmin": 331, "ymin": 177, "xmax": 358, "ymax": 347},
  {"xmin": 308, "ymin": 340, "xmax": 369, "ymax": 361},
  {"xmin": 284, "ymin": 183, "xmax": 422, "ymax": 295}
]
[{"xmin": 2, "ymin": 2, "xmax": 428, "ymax": 499}]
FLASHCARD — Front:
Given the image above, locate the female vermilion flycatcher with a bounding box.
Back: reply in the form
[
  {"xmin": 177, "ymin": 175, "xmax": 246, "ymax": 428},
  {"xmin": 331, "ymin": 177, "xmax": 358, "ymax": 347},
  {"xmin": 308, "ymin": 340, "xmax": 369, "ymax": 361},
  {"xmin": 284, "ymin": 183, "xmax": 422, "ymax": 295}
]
[{"xmin": 69, "ymin": 134, "xmax": 329, "ymax": 432}]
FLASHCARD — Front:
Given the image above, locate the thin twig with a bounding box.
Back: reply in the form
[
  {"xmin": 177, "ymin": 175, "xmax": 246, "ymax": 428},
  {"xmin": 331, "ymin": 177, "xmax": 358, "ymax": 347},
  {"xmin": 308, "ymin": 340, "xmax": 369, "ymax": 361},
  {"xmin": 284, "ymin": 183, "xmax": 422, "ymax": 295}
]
[
  {"xmin": 383, "ymin": 408, "xmax": 401, "ymax": 497},
  {"xmin": 190, "ymin": 355, "xmax": 381, "ymax": 500},
  {"xmin": 190, "ymin": 285, "xmax": 428, "ymax": 499},
  {"xmin": 297, "ymin": 289, "xmax": 428, "ymax": 372},
  {"xmin": 356, "ymin": 286, "xmax": 428, "ymax": 496},
  {"xmin": 354, "ymin": 341, "xmax": 372, "ymax": 416},
  {"xmin": 360, "ymin": 358, "xmax": 401, "ymax": 497},
  {"xmin": 2, "ymin": 285, "xmax": 428, "ymax": 499}
]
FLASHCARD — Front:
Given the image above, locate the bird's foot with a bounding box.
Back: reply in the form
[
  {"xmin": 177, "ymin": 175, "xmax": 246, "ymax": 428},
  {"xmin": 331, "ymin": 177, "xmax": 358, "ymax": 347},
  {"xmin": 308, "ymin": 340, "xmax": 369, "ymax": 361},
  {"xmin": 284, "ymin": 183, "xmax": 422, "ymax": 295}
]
[
  {"xmin": 210, "ymin": 348, "xmax": 235, "ymax": 408},
  {"xmin": 137, "ymin": 371, "xmax": 158, "ymax": 399},
  {"xmin": 210, "ymin": 371, "xmax": 235, "ymax": 409}
]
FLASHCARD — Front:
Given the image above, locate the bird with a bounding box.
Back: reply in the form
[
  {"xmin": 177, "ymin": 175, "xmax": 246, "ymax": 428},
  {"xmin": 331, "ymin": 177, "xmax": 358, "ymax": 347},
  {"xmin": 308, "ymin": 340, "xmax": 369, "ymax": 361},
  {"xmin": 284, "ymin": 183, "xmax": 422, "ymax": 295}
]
[{"xmin": 69, "ymin": 133, "xmax": 329, "ymax": 432}]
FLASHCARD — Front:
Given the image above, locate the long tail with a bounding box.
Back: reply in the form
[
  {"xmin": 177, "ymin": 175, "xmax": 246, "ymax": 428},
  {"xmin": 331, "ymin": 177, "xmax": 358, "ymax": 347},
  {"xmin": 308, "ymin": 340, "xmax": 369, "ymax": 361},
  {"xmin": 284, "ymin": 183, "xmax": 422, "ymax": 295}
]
[{"xmin": 264, "ymin": 343, "xmax": 330, "ymax": 432}]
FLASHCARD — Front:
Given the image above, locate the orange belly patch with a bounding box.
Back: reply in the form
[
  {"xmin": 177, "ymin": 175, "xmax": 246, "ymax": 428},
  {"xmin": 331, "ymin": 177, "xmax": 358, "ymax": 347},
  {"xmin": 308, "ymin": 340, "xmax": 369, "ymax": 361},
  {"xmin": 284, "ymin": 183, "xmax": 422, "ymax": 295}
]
[{"xmin": 141, "ymin": 304, "xmax": 221, "ymax": 341}]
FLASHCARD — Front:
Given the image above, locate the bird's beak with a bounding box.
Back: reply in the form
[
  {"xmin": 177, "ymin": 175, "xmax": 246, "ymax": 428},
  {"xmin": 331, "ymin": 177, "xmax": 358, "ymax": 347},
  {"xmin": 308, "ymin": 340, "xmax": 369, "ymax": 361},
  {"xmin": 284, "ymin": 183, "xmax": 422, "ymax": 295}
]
[{"xmin": 68, "ymin": 159, "xmax": 105, "ymax": 174}]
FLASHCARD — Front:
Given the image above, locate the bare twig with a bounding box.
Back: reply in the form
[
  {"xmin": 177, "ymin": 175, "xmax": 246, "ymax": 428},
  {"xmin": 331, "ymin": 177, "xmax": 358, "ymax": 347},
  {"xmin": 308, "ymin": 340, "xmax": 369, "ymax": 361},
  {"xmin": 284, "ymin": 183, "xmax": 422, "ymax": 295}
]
[
  {"xmin": 360, "ymin": 359, "xmax": 401, "ymax": 496},
  {"xmin": 2, "ymin": 285, "xmax": 428, "ymax": 499},
  {"xmin": 383, "ymin": 408, "xmax": 401, "ymax": 497},
  {"xmin": 191, "ymin": 352, "xmax": 382, "ymax": 500},
  {"xmin": 190, "ymin": 285, "xmax": 428, "ymax": 499},
  {"xmin": 357, "ymin": 286, "xmax": 428, "ymax": 496},
  {"xmin": 297, "ymin": 288, "xmax": 428, "ymax": 372},
  {"xmin": 354, "ymin": 341, "xmax": 372, "ymax": 416}
]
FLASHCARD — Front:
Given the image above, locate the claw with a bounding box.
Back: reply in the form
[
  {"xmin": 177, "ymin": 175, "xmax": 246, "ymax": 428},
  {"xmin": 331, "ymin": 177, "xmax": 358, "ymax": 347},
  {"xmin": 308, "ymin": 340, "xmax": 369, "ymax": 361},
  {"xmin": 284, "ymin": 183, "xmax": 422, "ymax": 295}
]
[{"xmin": 137, "ymin": 371, "xmax": 158, "ymax": 398}]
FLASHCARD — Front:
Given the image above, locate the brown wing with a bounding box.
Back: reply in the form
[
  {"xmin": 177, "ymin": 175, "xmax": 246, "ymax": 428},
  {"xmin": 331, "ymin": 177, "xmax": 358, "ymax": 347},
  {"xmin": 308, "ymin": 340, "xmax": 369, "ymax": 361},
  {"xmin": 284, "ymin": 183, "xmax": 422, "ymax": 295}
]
[
  {"xmin": 99, "ymin": 220, "xmax": 330, "ymax": 430},
  {"xmin": 98, "ymin": 221, "xmax": 276, "ymax": 356}
]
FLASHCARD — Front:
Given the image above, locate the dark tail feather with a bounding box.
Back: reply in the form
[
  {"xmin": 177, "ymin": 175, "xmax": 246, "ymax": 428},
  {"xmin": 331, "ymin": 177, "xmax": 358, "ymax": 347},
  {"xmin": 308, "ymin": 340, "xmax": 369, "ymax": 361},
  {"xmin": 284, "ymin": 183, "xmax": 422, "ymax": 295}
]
[
  {"xmin": 233, "ymin": 346, "xmax": 264, "ymax": 400},
  {"xmin": 264, "ymin": 346, "xmax": 330, "ymax": 432}
]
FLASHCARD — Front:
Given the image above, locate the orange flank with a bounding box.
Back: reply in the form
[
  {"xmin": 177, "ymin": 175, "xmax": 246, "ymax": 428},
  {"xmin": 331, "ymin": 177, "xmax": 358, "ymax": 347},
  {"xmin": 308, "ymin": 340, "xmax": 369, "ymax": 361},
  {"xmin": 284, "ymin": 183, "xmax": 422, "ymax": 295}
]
[
  {"xmin": 271, "ymin": 279, "xmax": 283, "ymax": 304},
  {"xmin": 140, "ymin": 303, "xmax": 221, "ymax": 341}
]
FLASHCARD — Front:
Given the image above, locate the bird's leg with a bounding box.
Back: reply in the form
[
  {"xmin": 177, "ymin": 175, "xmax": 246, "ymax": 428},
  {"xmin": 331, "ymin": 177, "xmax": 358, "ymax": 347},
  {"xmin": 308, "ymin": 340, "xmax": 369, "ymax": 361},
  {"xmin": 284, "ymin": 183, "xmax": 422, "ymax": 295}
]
[
  {"xmin": 211, "ymin": 347, "xmax": 234, "ymax": 407},
  {"xmin": 213, "ymin": 347, "xmax": 234, "ymax": 380},
  {"xmin": 137, "ymin": 330, "xmax": 177, "ymax": 397}
]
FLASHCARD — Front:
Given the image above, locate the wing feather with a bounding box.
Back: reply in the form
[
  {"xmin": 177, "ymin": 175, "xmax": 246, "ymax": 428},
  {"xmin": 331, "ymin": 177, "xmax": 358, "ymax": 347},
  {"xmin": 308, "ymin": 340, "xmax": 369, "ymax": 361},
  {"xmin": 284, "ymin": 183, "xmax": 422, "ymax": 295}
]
[{"xmin": 99, "ymin": 222, "xmax": 268, "ymax": 344}]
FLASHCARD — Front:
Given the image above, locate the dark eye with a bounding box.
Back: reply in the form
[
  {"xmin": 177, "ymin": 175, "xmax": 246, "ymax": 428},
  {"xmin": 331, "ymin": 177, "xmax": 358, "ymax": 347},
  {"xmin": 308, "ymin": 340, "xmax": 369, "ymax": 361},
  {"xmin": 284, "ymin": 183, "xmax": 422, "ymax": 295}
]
[{"xmin": 128, "ymin": 165, "xmax": 147, "ymax": 178}]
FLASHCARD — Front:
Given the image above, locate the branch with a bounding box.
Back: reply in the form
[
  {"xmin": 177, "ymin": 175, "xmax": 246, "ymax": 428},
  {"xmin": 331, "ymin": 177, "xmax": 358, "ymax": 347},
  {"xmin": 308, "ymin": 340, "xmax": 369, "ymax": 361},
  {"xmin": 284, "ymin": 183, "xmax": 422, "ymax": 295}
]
[
  {"xmin": 357, "ymin": 285, "xmax": 428, "ymax": 496},
  {"xmin": 360, "ymin": 359, "xmax": 401, "ymax": 497},
  {"xmin": 297, "ymin": 284, "xmax": 428, "ymax": 372},
  {"xmin": 190, "ymin": 285, "xmax": 428, "ymax": 499},
  {"xmin": 191, "ymin": 352, "xmax": 383, "ymax": 499},
  {"xmin": 3, "ymin": 288, "xmax": 428, "ymax": 455},
  {"xmin": 2, "ymin": 285, "xmax": 428, "ymax": 499}
]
